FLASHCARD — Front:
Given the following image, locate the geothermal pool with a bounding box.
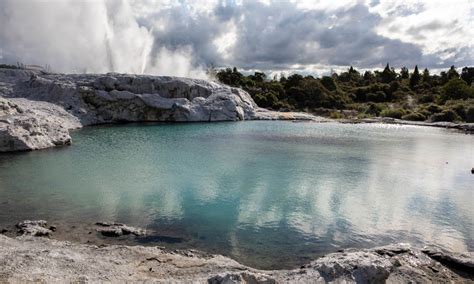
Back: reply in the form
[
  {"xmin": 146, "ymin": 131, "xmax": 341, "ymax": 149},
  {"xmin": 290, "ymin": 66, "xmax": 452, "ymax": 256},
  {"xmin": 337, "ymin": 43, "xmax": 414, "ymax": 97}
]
[{"xmin": 0, "ymin": 121, "xmax": 472, "ymax": 269}]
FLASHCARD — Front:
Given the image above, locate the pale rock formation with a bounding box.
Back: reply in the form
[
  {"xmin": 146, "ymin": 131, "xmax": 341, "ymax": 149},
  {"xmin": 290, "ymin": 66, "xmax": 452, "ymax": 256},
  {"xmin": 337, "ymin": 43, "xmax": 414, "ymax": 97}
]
[
  {"xmin": 0, "ymin": 68, "xmax": 325, "ymax": 152},
  {"xmin": 95, "ymin": 222, "xmax": 146, "ymax": 237},
  {"xmin": 0, "ymin": 233, "xmax": 472, "ymax": 283},
  {"xmin": 15, "ymin": 220, "xmax": 54, "ymax": 237}
]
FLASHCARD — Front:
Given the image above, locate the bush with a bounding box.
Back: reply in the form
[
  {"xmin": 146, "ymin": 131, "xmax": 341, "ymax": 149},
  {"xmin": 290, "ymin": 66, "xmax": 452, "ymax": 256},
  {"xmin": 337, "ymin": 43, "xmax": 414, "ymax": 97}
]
[
  {"xmin": 430, "ymin": 110, "xmax": 461, "ymax": 122},
  {"xmin": 466, "ymin": 106, "xmax": 474, "ymax": 122},
  {"xmin": 365, "ymin": 103, "xmax": 384, "ymax": 116},
  {"xmin": 253, "ymin": 91, "xmax": 279, "ymax": 108},
  {"xmin": 426, "ymin": 104, "xmax": 443, "ymax": 114},
  {"xmin": 366, "ymin": 91, "xmax": 386, "ymax": 102},
  {"xmin": 320, "ymin": 76, "xmax": 338, "ymax": 91},
  {"xmin": 401, "ymin": 112, "xmax": 426, "ymax": 121},
  {"xmin": 380, "ymin": 108, "xmax": 406, "ymax": 119},
  {"xmin": 329, "ymin": 111, "xmax": 343, "ymax": 119},
  {"xmin": 418, "ymin": 93, "xmax": 435, "ymax": 103},
  {"xmin": 441, "ymin": 78, "xmax": 474, "ymax": 101}
]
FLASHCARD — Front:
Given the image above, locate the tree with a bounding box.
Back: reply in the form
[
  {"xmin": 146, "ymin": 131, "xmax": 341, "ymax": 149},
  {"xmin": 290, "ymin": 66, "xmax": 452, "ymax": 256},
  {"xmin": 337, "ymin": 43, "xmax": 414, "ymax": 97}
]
[
  {"xmin": 409, "ymin": 65, "xmax": 421, "ymax": 88},
  {"xmin": 339, "ymin": 66, "xmax": 360, "ymax": 82},
  {"xmin": 441, "ymin": 78, "xmax": 474, "ymax": 101},
  {"xmin": 249, "ymin": 72, "xmax": 266, "ymax": 83},
  {"xmin": 320, "ymin": 76, "xmax": 338, "ymax": 91},
  {"xmin": 461, "ymin": 67, "xmax": 474, "ymax": 85},
  {"xmin": 363, "ymin": 71, "xmax": 375, "ymax": 82},
  {"xmin": 216, "ymin": 67, "xmax": 243, "ymax": 86},
  {"xmin": 422, "ymin": 68, "xmax": 430, "ymax": 83},
  {"xmin": 285, "ymin": 74, "xmax": 303, "ymax": 89},
  {"xmin": 447, "ymin": 65, "xmax": 459, "ymax": 80},
  {"xmin": 381, "ymin": 63, "xmax": 397, "ymax": 83},
  {"xmin": 400, "ymin": 67, "xmax": 409, "ymax": 79}
]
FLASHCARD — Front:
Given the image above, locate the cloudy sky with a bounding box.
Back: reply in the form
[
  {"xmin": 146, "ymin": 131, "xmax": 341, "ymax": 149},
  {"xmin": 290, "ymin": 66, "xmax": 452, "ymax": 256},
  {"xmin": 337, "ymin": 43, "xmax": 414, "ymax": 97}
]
[{"xmin": 0, "ymin": 0, "xmax": 472, "ymax": 78}]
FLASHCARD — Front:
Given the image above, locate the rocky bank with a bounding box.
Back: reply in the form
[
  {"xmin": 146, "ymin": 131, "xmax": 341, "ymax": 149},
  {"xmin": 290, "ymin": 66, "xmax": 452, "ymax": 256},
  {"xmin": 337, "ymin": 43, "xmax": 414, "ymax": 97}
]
[
  {"xmin": 0, "ymin": 231, "xmax": 472, "ymax": 283},
  {"xmin": 0, "ymin": 68, "xmax": 322, "ymax": 152}
]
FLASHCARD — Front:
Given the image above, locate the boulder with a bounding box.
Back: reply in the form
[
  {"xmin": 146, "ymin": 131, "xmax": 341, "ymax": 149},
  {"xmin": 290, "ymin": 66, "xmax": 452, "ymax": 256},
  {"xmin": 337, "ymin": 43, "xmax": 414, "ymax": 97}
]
[
  {"xmin": 16, "ymin": 220, "xmax": 53, "ymax": 237},
  {"xmin": 95, "ymin": 222, "xmax": 145, "ymax": 237}
]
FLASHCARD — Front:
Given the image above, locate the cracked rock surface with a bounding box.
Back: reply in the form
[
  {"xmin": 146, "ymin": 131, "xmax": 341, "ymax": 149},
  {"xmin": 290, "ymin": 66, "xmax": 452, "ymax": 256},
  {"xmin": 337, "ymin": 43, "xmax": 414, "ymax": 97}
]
[{"xmin": 0, "ymin": 233, "xmax": 472, "ymax": 283}]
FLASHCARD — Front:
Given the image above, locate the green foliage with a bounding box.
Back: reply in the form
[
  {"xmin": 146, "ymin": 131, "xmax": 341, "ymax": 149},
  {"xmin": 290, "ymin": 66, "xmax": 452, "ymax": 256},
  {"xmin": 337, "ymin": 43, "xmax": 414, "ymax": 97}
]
[
  {"xmin": 418, "ymin": 93, "xmax": 435, "ymax": 103},
  {"xmin": 447, "ymin": 65, "xmax": 459, "ymax": 80},
  {"xmin": 430, "ymin": 110, "xmax": 461, "ymax": 122},
  {"xmin": 409, "ymin": 65, "xmax": 421, "ymax": 88},
  {"xmin": 320, "ymin": 76, "xmax": 338, "ymax": 91},
  {"xmin": 253, "ymin": 91, "xmax": 279, "ymax": 108},
  {"xmin": 466, "ymin": 106, "xmax": 474, "ymax": 122},
  {"xmin": 400, "ymin": 67, "xmax": 409, "ymax": 79},
  {"xmin": 461, "ymin": 67, "xmax": 474, "ymax": 85},
  {"xmin": 441, "ymin": 78, "xmax": 473, "ymax": 101},
  {"xmin": 380, "ymin": 108, "xmax": 406, "ymax": 119},
  {"xmin": 215, "ymin": 64, "xmax": 474, "ymax": 122},
  {"xmin": 381, "ymin": 63, "xmax": 397, "ymax": 83},
  {"xmin": 401, "ymin": 112, "xmax": 426, "ymax": 121},
  {"xmin": 365, "ymin": 103, "xmax": 385, "ymax": 116},
  {"xmin": 216, "ymin": 67, "xmax": 243, "ymax": 87}
]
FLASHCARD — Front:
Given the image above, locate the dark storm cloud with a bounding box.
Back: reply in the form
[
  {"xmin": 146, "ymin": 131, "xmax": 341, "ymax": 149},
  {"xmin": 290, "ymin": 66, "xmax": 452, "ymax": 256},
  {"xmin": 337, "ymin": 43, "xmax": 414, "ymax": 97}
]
[
  {"xmin": 134, "ymin": 0, "xmax": 463, "ymax": 72},
  {"xmin": 0, "ymin": 0, "xmax": 471, "ymax": 75}
]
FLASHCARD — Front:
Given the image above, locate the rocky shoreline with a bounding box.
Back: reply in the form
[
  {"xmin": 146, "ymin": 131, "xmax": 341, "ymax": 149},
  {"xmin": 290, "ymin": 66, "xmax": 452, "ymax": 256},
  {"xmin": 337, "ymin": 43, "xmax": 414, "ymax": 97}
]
[
  {"xmin": 0, "ymin": 220, "xmax": 472, "ymax": 283},
  {"xmin": 1, "ymin": 68, "xmax": 472, "ymax": 152},
  {"xmin": 0, "ymin": 68, "xmax": 324, "ymax": 152}
]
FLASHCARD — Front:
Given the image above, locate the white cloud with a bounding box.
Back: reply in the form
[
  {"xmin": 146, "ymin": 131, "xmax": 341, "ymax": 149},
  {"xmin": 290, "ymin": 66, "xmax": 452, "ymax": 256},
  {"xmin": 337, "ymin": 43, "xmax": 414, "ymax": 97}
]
[
  {"xmin": 370, "ymin": 0, "xmax": 474, "ymax": 64},
  {"xmin": 0, "ymin": 0, "xmax": 471, "ymax": 76}
]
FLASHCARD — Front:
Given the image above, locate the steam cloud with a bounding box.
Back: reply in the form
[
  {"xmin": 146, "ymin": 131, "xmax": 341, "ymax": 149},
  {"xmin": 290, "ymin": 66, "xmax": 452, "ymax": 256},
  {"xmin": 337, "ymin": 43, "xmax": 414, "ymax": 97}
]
[{"xmin": 0, "ymin": 0, "xmax": 207, "ymax": 78}]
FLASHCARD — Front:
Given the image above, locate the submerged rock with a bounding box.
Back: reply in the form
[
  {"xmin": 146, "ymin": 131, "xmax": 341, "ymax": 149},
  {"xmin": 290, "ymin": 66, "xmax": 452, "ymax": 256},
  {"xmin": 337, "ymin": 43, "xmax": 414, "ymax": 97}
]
[
  {"xmin": 95, "ymin": 222, "xmax": 145, "ymax": 237},
  {"xmin": 16, "ymin": 220, "xmax": 54, "ymax": 237}
]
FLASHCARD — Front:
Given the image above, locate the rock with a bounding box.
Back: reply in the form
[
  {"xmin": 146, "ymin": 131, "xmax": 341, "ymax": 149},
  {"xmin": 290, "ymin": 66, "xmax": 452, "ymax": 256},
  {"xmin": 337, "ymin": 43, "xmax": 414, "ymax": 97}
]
[
  {"xmin": 208, "ymin": 272, "xmax": 276, "ymax": 284},
  {"xmin": 95, "ymin": 222, "xmax": 145, "ymax": 237},
  {"xmin": 0, "ymin": 236, "xmax": 472, "ymax": 283},
  {"xmin": 0, "ymin": 228, "xmax": 8, "ymax": 234},
  {"xmin": 0, "ymin": 68, "xmax": 325, "ymax": 152},
  {"xmin": 16, "ymin": 220, "xmax": 53, "ymax": 237},
  {"xmin": 422, "ymin": 247, "xmax": 474, "ymax": 273}
]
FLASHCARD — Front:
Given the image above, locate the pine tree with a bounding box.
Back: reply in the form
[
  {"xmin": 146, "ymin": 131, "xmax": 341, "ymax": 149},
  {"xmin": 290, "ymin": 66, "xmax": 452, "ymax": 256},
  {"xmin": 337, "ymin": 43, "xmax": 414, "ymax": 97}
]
[
  {"xmin": 381, "ymin": 63, "xmax": 396, "ymax": 83},
  {"xmin": 410, "ymin": 65, "xmax": 420, "ymax": 88},
  {"xmin": 400, "ymin": 67, "xmax": 409, "ymax": 79},
  {"xmin": 422, "ymin": 68, "xmax": 430, "ymax": 83}
]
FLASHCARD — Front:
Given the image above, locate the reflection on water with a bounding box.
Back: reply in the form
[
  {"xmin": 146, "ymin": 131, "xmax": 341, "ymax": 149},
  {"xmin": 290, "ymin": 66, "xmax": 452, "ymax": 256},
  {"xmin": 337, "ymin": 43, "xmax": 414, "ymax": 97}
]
[{"xmin": 0, "ymin": 121, "xmax": 472, "ymax": 269}]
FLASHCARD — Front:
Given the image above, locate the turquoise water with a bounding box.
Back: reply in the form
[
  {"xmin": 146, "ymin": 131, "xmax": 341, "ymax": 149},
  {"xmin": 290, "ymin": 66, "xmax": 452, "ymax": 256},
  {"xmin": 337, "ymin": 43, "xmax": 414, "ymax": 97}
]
[{"xmin": 0, "ymin": 121, "xmax": 473, "ymax": 269}]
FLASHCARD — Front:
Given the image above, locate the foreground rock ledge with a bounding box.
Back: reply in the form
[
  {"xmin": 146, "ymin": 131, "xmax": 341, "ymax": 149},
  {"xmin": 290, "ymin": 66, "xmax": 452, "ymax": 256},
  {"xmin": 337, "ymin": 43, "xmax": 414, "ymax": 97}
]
[
  {"xmin": 0, "ymin": 68, "xmax": 324, "ymax": 152},
  {"xmin": 0, "ymin": 235, "xmax": 472, "ymax": 283}
]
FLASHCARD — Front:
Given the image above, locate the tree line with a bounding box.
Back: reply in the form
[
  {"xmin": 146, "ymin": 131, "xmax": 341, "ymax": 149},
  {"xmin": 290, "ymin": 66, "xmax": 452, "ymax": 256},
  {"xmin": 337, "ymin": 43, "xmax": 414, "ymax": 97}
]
[{"xmin": 215, "ymin": 65, "xmax": 474, "ymax": 122}]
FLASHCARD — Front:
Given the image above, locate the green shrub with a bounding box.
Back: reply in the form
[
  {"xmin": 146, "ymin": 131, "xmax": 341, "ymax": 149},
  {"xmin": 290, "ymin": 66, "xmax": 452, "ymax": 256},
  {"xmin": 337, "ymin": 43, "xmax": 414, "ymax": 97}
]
[
  {"xmin": 418, "ymin": 93, "xmax": 435, "ymax": 103},
  {"xmin": 366, "ymin": 91, "xmax": 386, "ymax": 102},
  {"xmin": 329, "ymin": 111, "xmax": 343, "ymax": 119},
  {"xmin": 430, "ymin": 110, "xmax": 461, "ymax": 122},
  {"xmin": 401, "ymin": 112, "xmax": 426, "ymax": 121},
  {"xmin": 365, "ymin": 103, "xmax": 384, "ymax": 116},
  {"xmin": 466, "ymin": 106, "xmax": 474, "ymax": 122},
  {"xmin": 426, "ymin": 104, "xmax": 443, "ymax": 114},
  {"xmin": 441, "ymin": 78, "xmax": 474, "ymax": 101},
  {"xmin": 253, "ymin": 91, "xmax": 279, "ymax": 108},
  {"xmin": 380, "ymin": 108, "xmax": 406, "ymax": 119}
]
